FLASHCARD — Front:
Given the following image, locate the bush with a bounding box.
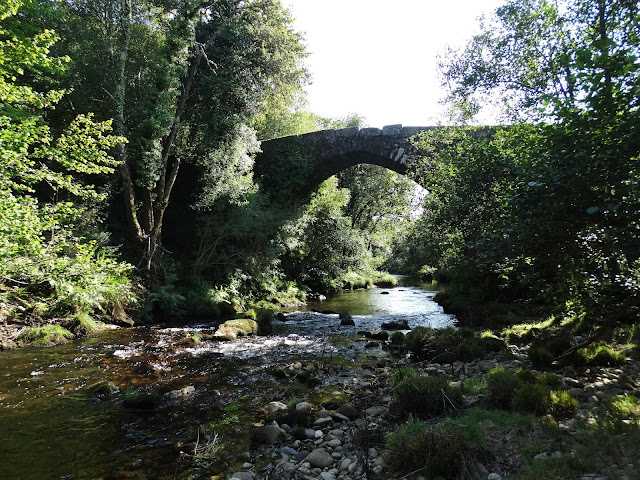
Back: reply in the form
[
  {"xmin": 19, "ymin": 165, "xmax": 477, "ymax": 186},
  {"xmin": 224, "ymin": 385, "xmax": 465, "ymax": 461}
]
[
  {"xmin": 539, "ymin": 372, "xmax": 563, "ymax": 390},
  {"xmin": 385, "ymin": 418, "xmax": 482, "ymax": 480},
  {"xmin": 528, "ymin": 345, "xmax": 554, "ymax": 368},
  {"xmin": 390, "ymin": 331, "xmax": 405, "ymax": 345},
  {"xmin": 549, "ymin": 390, "xmax": 578, "ymax": 418},
  {"xmin": 404, "ymin": 326, "xmax": 435, "ymax": 356},
  {"xmin": 487, "ymin": 367, "xmax": 522, "ymax": 409},
  {"xmin": 515, "ymin": 368, "xmax": 539, "ymax": 384},
  {"xmin": 392, "ymin": 371, "xmax": 462, "ymax": 418},
  {"xmin": 512, "ymin": 383, "xmax": 551, "ymax": 415},
  {"xmin": 576, "ymin": 344, "xmax": 626, "ymax": 366}
]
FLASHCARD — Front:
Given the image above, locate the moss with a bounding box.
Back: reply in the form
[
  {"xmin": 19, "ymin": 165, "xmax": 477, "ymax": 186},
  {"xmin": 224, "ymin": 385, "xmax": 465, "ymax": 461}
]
[
  {"xmin": 213, "ymin": 319, "xmax": 258, "ymax": 340},
  {"xmin": 122, "ymin": 387, "xmax": 162, "ymax": 411},
  {"xmin": 18, "ymin": 324, "xmax": 74, "ymax": 346},
  {"xmin": 72, "ymin": 312, "xmax": 104, "ymax": 336}
]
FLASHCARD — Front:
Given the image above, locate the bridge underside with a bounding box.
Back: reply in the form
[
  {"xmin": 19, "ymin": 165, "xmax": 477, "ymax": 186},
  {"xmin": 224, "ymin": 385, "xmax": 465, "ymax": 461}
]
[{"xmin": 255, "ymin": 124, "xmax": 428, "ymax": 201}]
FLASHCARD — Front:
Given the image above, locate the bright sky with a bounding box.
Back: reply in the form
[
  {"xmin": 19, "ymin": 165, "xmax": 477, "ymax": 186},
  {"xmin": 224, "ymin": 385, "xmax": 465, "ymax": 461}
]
[{"xmin": 285, "ymin": 0, "xmax": 505, "ymax": 128}]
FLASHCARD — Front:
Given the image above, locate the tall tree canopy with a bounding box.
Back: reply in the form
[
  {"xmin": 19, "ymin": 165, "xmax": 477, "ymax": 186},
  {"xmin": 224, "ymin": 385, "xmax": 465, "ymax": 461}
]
[
  {"xmin": 50, "ymin": 0, "xmax": 308, "ymax": 271},
  {"xmin": 396, "ymin": 0, "xmax": 639, "ymax": 327}
]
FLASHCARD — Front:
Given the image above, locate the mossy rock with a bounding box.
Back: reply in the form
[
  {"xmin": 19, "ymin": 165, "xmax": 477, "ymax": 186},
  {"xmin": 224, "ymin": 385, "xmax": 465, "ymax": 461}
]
[
  {"xmin": 122, "ymin": 387, "xmax": 162, "ymax": 411},
  {"xmin": 88, "ymin": 381, "xmax": 120, "ymax": 398},
  {"xmin": 213, "ymin": 319, "xmax": 258, "ymax": 340}
]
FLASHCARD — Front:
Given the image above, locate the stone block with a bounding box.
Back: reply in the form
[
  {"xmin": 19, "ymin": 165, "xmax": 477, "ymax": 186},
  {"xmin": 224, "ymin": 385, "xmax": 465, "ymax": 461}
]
[
  {"xmin": 382, "ymin": 124, "xmax": 403, "ymax": 135},
  {"xmin": 359, "ymin": 127, "xmax": 382, "ymax": 136}
]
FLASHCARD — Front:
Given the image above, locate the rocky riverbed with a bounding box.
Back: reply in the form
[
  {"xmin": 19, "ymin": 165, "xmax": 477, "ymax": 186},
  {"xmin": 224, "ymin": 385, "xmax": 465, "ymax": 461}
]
[{"xmin": 203, "ymin": 343, "xmax": 639, "ymax": 480}]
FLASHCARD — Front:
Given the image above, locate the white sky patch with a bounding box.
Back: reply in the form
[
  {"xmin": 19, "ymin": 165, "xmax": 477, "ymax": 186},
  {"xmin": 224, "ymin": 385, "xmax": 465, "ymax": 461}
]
[{"xmin": 285, "ymin": 0, "xmax": 505, "ymax": 127}]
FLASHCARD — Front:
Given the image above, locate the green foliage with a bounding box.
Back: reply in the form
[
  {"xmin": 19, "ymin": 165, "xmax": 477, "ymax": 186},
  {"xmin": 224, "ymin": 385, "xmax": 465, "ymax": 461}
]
[
  {"xmin": 0, "ymin": 2, "xmax": 134, "ymax": 328},
  {"xmin": 18, "ymin": 324, "xmax": 74, "ymax": 346},
  {"xmin": 528, "ymin": 346, "xmax": 554, "ymax": 369},
  {"xmin": 487, "ymin": 367, "xmax": 522, "ymax": 409},
  {"xmin": 393, "ymin": 0, "xmax": 640, "ymax": 329},
  {"xmin": 602, "ymin": 396, "xmax": 640, "ymax": 425},
  {"xmin": 389, "ymin": 331, "xmax": 405, "ymax": 345},
  {"xmin": 575, "ymin": 344, "xmax": 626, "ymax": 366},
  {"xmin": 392, "ymin": 370, "xmax": 462, "ymax": 419},
  {"xmin": 549, "ymin": 390, "xmax": 578, "ymax": 418},
  {"xmin": 511, "ymin": 383, "xmax": 551, "ymax": 415},
  {"xmin": 404, "ymin": 326, "xmax": 435, "ymax": 356},
  {"xmin": 72, "ymin": 312, "xmax": 103, "ymax": 336},
  {"xmin": 385, "ymin": 418, "xmax": 482, "ymax": 480}
]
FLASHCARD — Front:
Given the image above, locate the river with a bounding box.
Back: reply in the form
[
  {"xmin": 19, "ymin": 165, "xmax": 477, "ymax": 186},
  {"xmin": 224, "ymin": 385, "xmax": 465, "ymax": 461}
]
[{"xmin": 0, "ymin": 277, "xmax": 454, "ymax": 479}]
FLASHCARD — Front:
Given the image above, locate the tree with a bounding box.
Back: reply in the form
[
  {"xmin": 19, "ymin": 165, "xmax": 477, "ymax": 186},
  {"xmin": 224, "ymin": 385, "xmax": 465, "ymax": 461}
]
[
  {"xmin": 52, "ymin": 0, "xmax": 307, "ymax": 273},
  {"xmin": 412, "ymin": 0, "xmax": 640, "ymax": 322},
  {"xmin": 0, "ymin": 0, "xmax": 133, "ymax": 324}
]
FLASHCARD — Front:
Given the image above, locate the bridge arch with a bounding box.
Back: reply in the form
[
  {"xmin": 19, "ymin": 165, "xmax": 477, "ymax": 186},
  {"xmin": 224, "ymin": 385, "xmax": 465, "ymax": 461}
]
[{"xmin": 254, "ymin": 124, "xmax": 432, "ymax": 201}]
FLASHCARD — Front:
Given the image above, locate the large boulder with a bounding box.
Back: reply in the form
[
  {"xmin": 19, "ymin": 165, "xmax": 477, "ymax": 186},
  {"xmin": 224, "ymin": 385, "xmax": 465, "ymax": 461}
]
[{"xmin": 213, "ymin": 319, "xmax": 258, "ymax": 340}]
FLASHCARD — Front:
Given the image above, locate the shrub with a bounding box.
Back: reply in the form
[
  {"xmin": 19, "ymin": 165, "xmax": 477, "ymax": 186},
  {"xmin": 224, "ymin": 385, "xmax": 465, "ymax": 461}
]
[
  {"xmin": 515, "ymin": 368, "xmax": 539, "ymax": 384},
  {"xmin": 539, "ymin": 372, "xmax": 563, "ymax": 390},
  {"xmin": 576, "ymin": 344, "xmax": 626, "ymax": 366},
  {"xmin": 487, "ymin": 367, "xmax": 522, "ymax": 409},
  {"xmin": 404, "ymin": 326, "xmax": 435, "ymax": 356},
  {"xmin": 512, "ymin": 383, "xmax": 551, "ymax": 415},
  {"xmin": 549, "ymin": 390, "xmax": 578, "ymax": 418},
  {"xmin": 390, "ymin": 331, "xmax": 405, "ymax": 345},
  {"xmin": 385, "ymin": 418, "xmax": 482, "ymax": 480},
  {"xmin": 374, "ymin": 272, "xmax": 398, "ymax": 288},
  {"xmin": 528, "ymin": 345, "xmax": 554, "ymax": 368},
  {"xmin": 393, "ymin": 372, "xmax": 462, "ymax": 418}
]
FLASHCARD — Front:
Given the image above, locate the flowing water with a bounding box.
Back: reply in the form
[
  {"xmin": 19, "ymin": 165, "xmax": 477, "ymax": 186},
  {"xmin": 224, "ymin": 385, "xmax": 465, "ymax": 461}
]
[{"xmin": 0, "ymin": 277, "xmax": 454, "ymax": 479}]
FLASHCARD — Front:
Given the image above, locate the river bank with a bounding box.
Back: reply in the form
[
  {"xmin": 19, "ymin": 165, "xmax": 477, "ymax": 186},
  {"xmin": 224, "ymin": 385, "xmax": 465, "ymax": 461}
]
[{"xmin": 1, "ymin": 283, "xmax": 638, "ymax": 480}]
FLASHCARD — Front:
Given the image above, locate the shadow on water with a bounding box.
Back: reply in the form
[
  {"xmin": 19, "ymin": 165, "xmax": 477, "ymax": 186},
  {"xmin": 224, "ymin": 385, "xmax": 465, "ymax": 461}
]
[{"xmin": 0, "ymin": 276, "xmax": 454, "ymax": 479}]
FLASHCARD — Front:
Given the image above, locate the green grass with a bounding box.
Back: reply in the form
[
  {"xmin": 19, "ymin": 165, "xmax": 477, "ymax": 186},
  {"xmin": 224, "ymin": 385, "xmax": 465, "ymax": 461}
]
[
  {"xmin": 18, "ymin": 324, "xmax": 75, "ymax": 346},
  {"xmin": 385, "ymin": 417, "xmax": 484, "ymax": 480},
  {"xmin": 576, "ymin": 343, "xmax": 626, "ymax": 366},
  {"xmin": 392, "ymin": 369, "xmax": 462, "ymax": 418}
]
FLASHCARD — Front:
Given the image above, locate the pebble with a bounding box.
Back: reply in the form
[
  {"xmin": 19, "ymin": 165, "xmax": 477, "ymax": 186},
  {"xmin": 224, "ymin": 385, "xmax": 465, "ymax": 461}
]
[
  {"xmin": 313, "ymin": 417, "xmax": 333, "ymax": 427},
  {"xmin": 488, "ymin": 474, "xmax": 503, "ymax": 480},
  {"xmin": 305, "ymin": 448, "xmax": 334, "ymax": 468}
]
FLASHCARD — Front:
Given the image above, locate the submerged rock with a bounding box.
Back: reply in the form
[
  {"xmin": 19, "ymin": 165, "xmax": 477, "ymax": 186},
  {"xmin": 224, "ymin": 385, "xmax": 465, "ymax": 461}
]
[
  {"xmin": 339, "ymin": 312, "xmax": 355, "ymax": 326},
  {"xmin": 381, "ymin": 320, "xmax": 410, "ymax": 330}
]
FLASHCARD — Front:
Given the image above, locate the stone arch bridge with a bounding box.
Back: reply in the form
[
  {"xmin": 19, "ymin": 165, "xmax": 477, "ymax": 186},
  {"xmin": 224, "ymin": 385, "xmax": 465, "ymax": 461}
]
[{"xmin": 254, "ymin": 124, "xmax": 490, "ymax": 201}]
